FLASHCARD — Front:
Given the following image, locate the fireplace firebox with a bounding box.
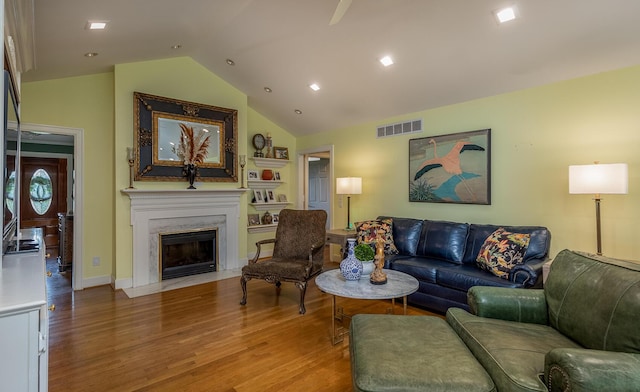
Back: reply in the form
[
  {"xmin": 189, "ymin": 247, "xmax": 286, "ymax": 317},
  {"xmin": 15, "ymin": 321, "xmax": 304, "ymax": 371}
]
[{"xmin": 160, "ymin": 229, "xmax": 217, "ymax": 280}]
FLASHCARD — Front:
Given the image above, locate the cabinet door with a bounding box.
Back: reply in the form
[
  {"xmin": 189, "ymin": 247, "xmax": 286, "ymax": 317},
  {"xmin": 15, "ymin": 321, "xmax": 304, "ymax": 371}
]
[{"xmin": 0, "ymin": 309, "xmax": 41, "ymax": 392}]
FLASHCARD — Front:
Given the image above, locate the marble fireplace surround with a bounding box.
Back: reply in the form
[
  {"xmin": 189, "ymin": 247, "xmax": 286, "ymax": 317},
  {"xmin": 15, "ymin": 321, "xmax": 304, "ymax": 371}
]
[{"xmin": 121, "ymin": 189, "xmax": 246, "ymax": 296}]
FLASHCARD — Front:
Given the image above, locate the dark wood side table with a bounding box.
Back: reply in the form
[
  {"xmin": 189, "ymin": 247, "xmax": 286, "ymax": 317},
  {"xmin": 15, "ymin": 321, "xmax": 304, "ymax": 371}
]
[{"xmin": 326, "ymin": 228, "xmax": 357, "ymax": 259}]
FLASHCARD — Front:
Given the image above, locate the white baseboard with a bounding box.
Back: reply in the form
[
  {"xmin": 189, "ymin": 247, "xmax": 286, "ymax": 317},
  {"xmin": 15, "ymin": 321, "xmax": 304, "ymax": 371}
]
[{"xmin": 82, "ymin": 274, "xmax": 112, "ymax": 289}]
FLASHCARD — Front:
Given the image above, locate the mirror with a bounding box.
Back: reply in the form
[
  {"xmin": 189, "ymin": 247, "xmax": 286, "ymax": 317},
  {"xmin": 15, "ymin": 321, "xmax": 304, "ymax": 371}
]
[{"xmin": 133, "ymin": 92, "xmax": 238, "ymax": 183}]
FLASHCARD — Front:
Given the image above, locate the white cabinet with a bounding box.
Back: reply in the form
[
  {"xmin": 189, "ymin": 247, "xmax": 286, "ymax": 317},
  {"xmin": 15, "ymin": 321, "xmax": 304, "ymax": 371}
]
[{"xmin": 0, "ymin": 230, "xmax": 48, "ymax": 392}]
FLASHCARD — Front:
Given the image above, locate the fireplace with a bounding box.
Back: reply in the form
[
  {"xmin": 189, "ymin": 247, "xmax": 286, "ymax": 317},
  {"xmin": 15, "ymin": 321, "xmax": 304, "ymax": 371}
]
[{"xmin": 160, "ymin": 229, "xmax": 217, "ymax": 280}]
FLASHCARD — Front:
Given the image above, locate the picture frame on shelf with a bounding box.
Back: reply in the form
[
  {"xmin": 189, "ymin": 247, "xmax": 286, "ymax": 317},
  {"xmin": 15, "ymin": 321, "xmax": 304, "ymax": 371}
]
[
  {"xmin": 274, "ymin": 171, "xmax": 281, "ymax": 181},
  {"xmin": 248, "ymin": 170, "xmax": 259, "ymax": 180},
  {"xmin": 248, "ymin": 213, "xmax": 260, "ymax": 226},
  {"xmin": 253, "ymin": 189, "xmax": 266, "ymax": 203},
  {"xmin": 274, "ymin": 146, "xmax": 289, "ymax": 160},
  {"xmin": 277, "ymin": 194, "xmax": 288, "ymax": 203},
  {"xmin": 266, "ymin": 190, "xmax": 276, "ymax": 202},
  {"xmin": 272, "ymin": 213, "xmax": 279, "ymax": 223}
]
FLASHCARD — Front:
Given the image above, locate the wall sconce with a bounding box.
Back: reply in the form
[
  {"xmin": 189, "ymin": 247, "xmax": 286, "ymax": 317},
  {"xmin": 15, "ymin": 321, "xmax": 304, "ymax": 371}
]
[
  {"xmin": 569, "ymin": 162, "xmax": 628, "ymax": 255},
  {"xmin": 336, "ymin": 177, "xmax": 362, "ymax": 230}
]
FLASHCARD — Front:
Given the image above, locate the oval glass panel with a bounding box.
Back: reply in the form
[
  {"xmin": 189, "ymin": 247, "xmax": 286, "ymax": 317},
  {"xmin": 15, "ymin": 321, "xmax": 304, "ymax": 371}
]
[{"xmin": 30, "ymin": 169, "xmax": 53, "ymax": 215}]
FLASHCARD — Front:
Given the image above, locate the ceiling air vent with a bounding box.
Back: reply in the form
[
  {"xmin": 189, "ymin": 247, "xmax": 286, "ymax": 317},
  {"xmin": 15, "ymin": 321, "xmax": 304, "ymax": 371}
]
[{"xmin": 377, "ymin": 119, "xmax": 422, "ymax": 138}]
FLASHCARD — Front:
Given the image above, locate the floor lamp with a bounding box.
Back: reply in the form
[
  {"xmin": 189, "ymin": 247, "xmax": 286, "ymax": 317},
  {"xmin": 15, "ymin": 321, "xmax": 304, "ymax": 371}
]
[
  {"xmin": 569, "ymin": 163, "xmax": 628, "ymax": 255},
  {"xmin": 336, "ymin": 177, "xmax": 362, "ymax": 230}
]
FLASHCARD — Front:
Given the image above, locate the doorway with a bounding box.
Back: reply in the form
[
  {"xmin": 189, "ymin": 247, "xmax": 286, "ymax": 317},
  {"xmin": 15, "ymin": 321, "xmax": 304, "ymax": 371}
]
[
  {"xmin": 296, "ymin": 145, "xmax": 334, "ymax": 230},
  {"xmin": 20, "ymin": 123, "xmax": 84, "ymax": 290}
]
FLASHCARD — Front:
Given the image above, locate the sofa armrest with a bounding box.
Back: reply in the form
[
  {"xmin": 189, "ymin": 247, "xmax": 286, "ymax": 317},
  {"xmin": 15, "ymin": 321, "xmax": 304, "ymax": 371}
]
[
  {"xmin": 509, "ymin": 258, "xmax": 547, "ymax": 287},
  {"xmin": 468, "ymin": 286, "xmax": 548, "ymax": 324},
  {"xmin": 545, "ymin": 348, "xmax": 640, "ymax": 391}
]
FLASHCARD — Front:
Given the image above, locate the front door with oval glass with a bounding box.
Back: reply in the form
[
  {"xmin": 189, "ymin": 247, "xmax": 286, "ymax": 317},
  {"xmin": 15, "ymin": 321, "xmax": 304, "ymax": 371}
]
[{"xmin": 19, "ymin": 157, "xmax": 68, "ymax": 257}]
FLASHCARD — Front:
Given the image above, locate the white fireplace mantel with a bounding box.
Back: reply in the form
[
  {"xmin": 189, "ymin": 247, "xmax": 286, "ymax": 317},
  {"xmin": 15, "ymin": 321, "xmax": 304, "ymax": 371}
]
[{"xmin": 121, "ymin": 188, "xmax": 247, "ymax": 288}]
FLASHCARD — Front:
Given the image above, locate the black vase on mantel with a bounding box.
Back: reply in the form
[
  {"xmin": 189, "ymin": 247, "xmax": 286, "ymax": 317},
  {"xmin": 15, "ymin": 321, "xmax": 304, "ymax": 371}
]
[{"xmin": 184, "ymin": 164, "xmax": 197, "ymax": 189}]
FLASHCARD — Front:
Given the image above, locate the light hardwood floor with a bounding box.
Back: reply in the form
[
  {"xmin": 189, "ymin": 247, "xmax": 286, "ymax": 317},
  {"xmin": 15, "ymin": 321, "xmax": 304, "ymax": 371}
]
[{"xmin": 46, "ymin": 258, "xmax": 435, "ymax": 391}]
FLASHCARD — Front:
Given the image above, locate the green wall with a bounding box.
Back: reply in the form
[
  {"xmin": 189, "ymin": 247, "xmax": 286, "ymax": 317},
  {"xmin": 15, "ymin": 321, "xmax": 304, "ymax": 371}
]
[
  {"xmin": 298, "ymin": 65, "xmax": 640, "ymax": 260},
  {"xmin": 21, "ymin": 73, "xmax": 115, "ymax": 279},
  {"xmin": 18, "ymin": 58, "xmax": 640, "ymax": 288}
]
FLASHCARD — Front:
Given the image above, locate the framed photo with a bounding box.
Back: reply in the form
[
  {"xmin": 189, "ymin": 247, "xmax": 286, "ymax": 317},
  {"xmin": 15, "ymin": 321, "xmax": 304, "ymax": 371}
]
[
  {"xmin": 248, "ymin": 213, "xmax": 260, "ymax": 226},
  {"xmin": 409, "ymin": 129, "xmax": 491, "ymax": 205},
  {"xmin": 248, "ymin": 170, "xmax": 259, "ymax": 180},
  {"xmin": 274, "ymin": 171, "xmax": 281, "ymax": 181},
  {"xmin": 133, "ymin": 91, "xmax": 238, "ymax": 182},
  {"xmin": 253, "ymin": 189, "xmax": 266, "ymax": 203},
  {"xmin": 272, "ymin": 213, "xmax": 279, "ymax": 223},
  {"xmin": 274, "ymin": 146, "xmax": 289, "ymax": 160},
  {"xmin": 277, "ymin": 194, "xmax": 288, "ymax": 203},
  {"xmin": 266, "ymin": 190, "xmax": 276, "ymax": 202}
]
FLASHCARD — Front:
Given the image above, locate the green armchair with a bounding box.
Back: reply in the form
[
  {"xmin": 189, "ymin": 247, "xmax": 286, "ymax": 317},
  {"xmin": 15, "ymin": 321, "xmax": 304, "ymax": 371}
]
[{"xmin": 447, "ymin": 249, "xmax": 640, "ymax": 392}]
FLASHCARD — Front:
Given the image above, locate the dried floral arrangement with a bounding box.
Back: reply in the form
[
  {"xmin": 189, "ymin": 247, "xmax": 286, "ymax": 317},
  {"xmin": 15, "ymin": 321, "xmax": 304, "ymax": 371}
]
[{"xmin": 174, "ymin": 123, "xmax": 211, "ymax": 165}]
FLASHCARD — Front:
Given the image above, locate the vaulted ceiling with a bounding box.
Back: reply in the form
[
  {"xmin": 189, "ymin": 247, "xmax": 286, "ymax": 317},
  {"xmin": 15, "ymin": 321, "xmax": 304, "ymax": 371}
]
[{"xmin": 24, "ymin": 0, "xmax": 640, "ymax": 136}]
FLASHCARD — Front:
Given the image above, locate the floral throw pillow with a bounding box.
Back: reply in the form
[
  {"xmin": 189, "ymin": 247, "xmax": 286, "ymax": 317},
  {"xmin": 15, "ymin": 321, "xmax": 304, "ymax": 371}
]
[
  {"xmin": 355, "ymin": 218, "xmax": 399, "ymax": 255},
  {"xmin": 476, "ymin": 228, "xmax": 531, "ymax": 279}
]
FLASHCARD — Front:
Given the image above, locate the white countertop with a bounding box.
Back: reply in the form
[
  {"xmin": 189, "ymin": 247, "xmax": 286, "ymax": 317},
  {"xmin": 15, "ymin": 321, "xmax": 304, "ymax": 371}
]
[{"xmin": 0, "ymin": 230, "xmax": 47, "ymax": 315}]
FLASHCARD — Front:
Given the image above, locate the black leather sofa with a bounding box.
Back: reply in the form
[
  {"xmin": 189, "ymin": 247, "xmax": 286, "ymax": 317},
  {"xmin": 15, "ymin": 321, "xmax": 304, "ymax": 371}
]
[{"xmin": 379, "ymin": 216, "xmax": 551, "ymax": 314}]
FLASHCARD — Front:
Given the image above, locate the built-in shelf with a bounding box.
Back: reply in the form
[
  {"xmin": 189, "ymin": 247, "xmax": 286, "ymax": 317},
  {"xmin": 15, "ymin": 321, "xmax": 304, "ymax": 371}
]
[
  {"xmin": 247, "ymin": 223, "xmax": 278, "ymax": 234},
  {"xmin": 251, "ymin": 157, "xmax": 289, "ymax": 168},
  {"xmin": 250, "ymin": 202, "xmax": 291, "ymax": 211},
  {"xmin": 248, "ymin": 179, "xmax": 284, "ymax": 189}
]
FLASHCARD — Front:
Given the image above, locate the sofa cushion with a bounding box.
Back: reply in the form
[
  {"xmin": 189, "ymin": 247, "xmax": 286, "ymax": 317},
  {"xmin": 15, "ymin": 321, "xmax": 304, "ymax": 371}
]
[
  {"xmin": 391, "ymin": 257, "xmax": 444, "ymax": 283},
  {"xmin": 437, "ymin": 264, "xmax": 523, "ymax": 291},
  {"xmin": 476, "ymin": 228, "xmax": 531, "ymax": 279},
  {"xmin": 355, "ymin": 218, "xmax": 399, "ymax": 255},
  {"xmin": 447, "ymin": 307, "xmax": 581, "ymax": 392},
  {"xmin": 545, "ymin": 250, "xmax": 640, "ymax": 353},
  {"xmin": 415, "ymin": 220, "xmax": 469, "ymax": 264},
  {"xmin": 378, "ymin": 216, "xmax": 423, "ymax": 256},
  {"xmin": 462, "ymin": 224, "xmax": 550, "ymax": 264}
]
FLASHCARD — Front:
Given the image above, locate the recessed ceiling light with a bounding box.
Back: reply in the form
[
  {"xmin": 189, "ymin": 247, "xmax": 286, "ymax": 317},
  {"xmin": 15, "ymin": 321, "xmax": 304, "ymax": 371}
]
[
  {"xmin": 294, "ymin": 109, "xmax": 303, "ymax": 115},
  {"xmin": 309, "ymin": 83, "xmax": 320, "ymax": 91},
  {"xmin": 494, "ymin": 7, "xmax": 517, "ymax": 23},
  {"xmin": 171, "ymin": 44, "xmax": 182, "ymax": 50},
  {"xmin": 380, "ymin": 55, "xmax": 394, "ymax": 67},
  {"xmin": 264, "ymin": 87, "xmax": 272, "ymax": 93},
  {"xmin": 84, "ymin": 52, "xmax": 98, "ymax": 57},
  {"xmin": 86, "ymin": 21, "xmax": 108, "ymax": 30},
  {"xmin": 226, "ymin": 58, "xmax": 235, "ymax": 66}
]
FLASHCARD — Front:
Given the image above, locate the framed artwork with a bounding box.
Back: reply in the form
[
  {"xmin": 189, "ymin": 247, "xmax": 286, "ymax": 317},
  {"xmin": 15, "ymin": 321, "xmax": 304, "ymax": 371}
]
[
  {"xmin": 248, "ymin": 170, "xmax": 259, "ymax": 180},
  {"xmin": 274, "ymin": 146, "xmax": 289, "ymax": 160},
  {"xmin": 272, "ymin": 213, "xmax": 279, "ymax": 223},
  {"xmin": 253, "ymin": 189, "xmax": 266, "ymax": 203},
  {"xmin": 133, "ymin": 91, "xmax": 238, "ymax": 182},
  {"xmin": 248, "ymin": 214, "xmax": 260, "ymax": 226},
  {"xmin": 266, "ymin": 190, "xmax": 276, "ymax": 202},
  {"xmin": 409, "ymin": 129, "xmax": 491, "ymax": 205},
  {"xmin": 277, "ymin": 194, "xmax": 288, "ymax": 203},
  {"xmin": 274, "ymin": 171, "xmax": 281, "ymax": 181}
]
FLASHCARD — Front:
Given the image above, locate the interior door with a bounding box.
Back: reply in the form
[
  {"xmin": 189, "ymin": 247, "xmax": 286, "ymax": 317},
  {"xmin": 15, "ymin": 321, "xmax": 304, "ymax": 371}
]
[
  {"xmin": 19, "ymin": 156, "xmax": 68, "ymax": 256},
  {"xmin": 308, "ymin": 158, "xmax": 330, "ymax": 228}
]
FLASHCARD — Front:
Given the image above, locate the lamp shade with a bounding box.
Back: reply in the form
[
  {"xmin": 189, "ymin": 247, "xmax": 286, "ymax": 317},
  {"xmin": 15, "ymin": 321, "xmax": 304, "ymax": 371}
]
[
  {"xmin": 569, "ymin": 163, "xmax": 628, "ymax": 194},
  {"xmin": 336, "ymin": 177, "xmax": 362, "ymax": 195}
]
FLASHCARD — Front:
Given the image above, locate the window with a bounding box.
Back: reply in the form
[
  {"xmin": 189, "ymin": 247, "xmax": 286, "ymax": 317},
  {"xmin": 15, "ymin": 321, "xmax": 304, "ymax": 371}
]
[
  {"xmin": 29, "ymin": 169, "xmax": 53, "ymax": 215},
  {"xmin": 5, "ymin": 171, "xmax": 15, "ymax": 214}
]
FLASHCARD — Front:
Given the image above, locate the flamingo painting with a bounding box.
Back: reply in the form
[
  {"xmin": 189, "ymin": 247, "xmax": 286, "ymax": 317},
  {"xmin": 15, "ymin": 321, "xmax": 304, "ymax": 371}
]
[
  {"xmin": 414, "ymin": 139, "xmax": 485, "ymax": 181},
  {"xmin": 409, "ymin": 130, "xmax": 489, "ymax": 204}
]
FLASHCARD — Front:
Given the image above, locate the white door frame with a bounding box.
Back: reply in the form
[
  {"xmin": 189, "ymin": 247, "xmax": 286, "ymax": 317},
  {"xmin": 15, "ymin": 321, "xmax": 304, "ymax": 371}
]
[
  {"xmin": 23, "ymin": 123, "xmax": 84, "ymax": 290},
  {"xmin": 296, "ymin": 145, "xmax": 334, "ymax": 228}
]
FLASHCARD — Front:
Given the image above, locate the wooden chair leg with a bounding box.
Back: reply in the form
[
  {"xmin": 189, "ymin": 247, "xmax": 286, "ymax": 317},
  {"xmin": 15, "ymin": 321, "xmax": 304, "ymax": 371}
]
[
  {"xmin": 240, "ymin": 275, "xmax": 248, "ymax": 305},
  {"xmin": 296, "ymin": 281, "xmax": 308, "ymax": 314}
]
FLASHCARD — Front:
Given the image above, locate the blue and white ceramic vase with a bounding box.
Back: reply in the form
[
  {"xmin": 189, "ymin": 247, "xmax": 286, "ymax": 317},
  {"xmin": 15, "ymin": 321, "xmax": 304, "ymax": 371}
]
[{"xmin": 340, "ymin": 238, "xmax": 362, "ymax": 281}]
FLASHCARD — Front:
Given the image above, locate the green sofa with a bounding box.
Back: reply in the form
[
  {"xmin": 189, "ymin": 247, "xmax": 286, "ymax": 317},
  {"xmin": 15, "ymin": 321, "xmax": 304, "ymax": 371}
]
[
  {"xmin": 350, "ymin": 249, "xmax": 640, "ymax": 391},
  {"xmin": 447, "ymin": 249, "xmax": 640, "ymax": 391}
]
